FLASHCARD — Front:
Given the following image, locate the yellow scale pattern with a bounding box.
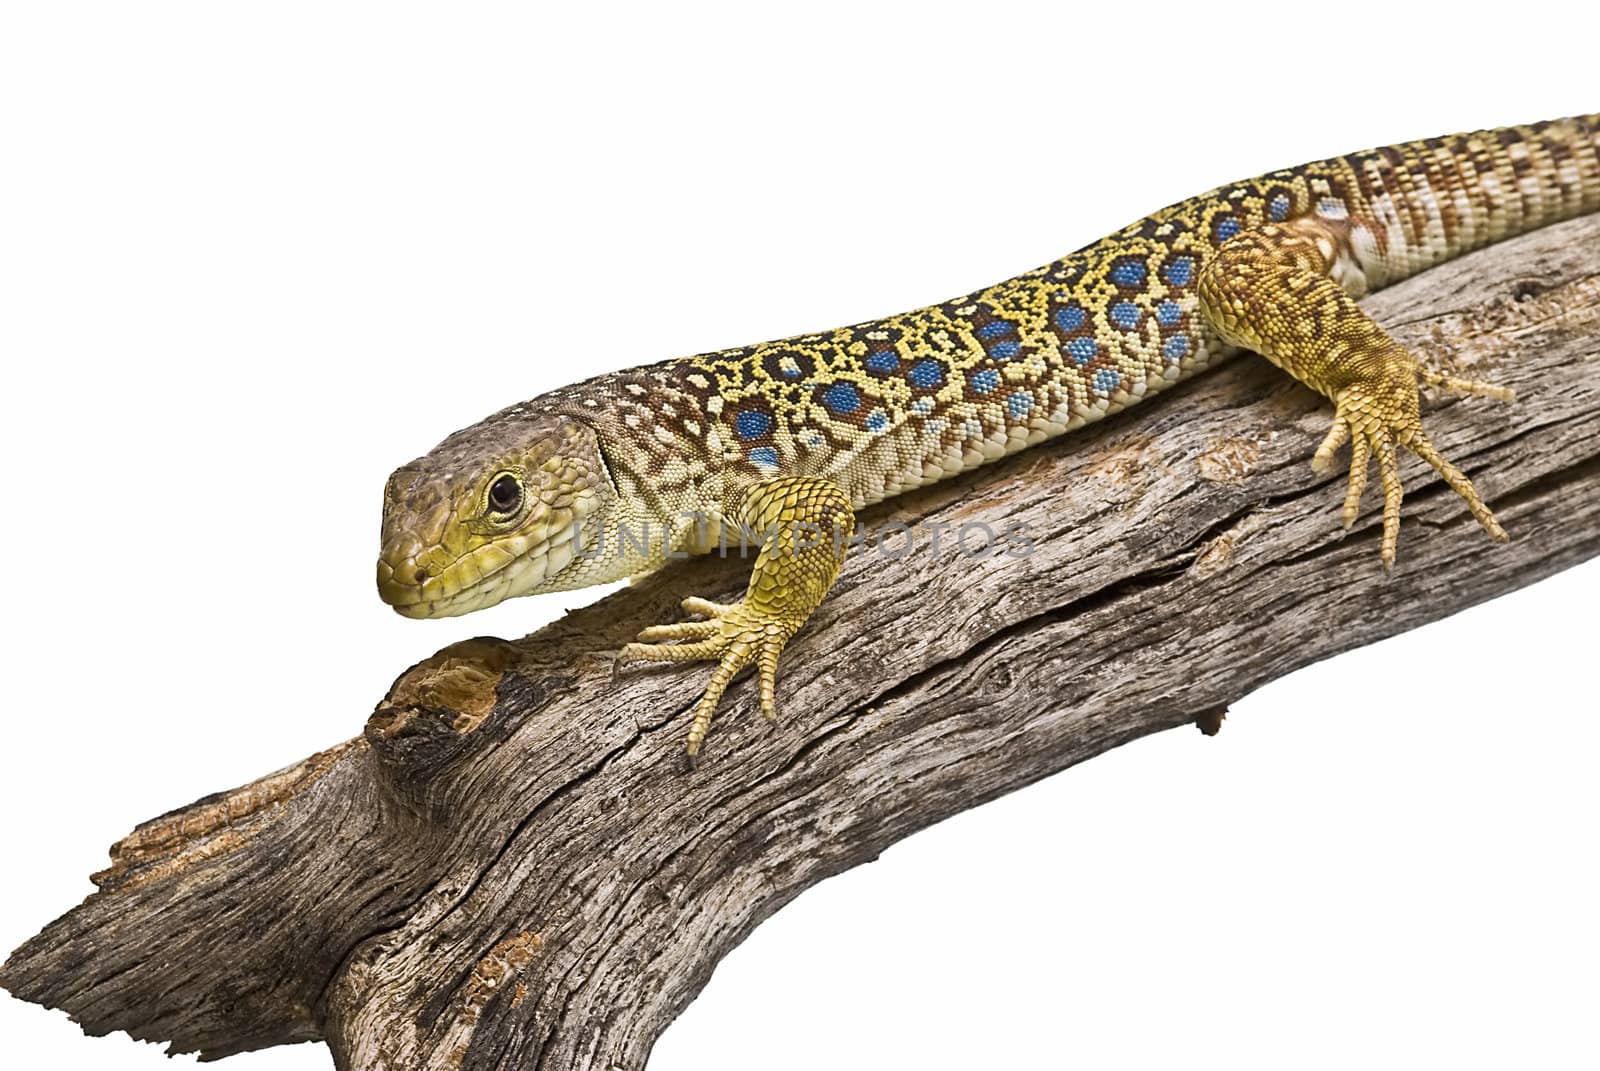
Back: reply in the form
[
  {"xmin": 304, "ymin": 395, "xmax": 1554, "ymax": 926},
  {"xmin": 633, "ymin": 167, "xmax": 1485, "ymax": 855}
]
[{"xmin": 381, "ymin": 115, "xmax": 1600, "ymax": 756}]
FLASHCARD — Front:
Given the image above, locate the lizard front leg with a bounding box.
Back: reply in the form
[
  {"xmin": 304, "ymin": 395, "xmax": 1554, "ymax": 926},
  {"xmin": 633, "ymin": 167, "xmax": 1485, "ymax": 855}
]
[
  {"xmin": 1197, "ymin": 222, "xmax": 1511, "ymax": 567},
  {"xmin": 619, "ymin": 476, "xmax": 854, "ymax": 757}
]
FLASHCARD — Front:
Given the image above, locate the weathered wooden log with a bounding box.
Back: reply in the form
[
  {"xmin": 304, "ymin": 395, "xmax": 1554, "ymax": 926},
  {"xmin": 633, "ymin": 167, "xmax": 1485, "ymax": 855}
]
[{"xmin": 5, "ymin": 215, "xmax": 1599, "ymax": 1070}]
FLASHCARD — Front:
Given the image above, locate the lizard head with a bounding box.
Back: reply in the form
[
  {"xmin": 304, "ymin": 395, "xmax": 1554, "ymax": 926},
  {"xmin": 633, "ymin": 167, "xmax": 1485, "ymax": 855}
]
[{"xmin": 377, "ymin": 410, "xmax": 616, "ymax": 618}]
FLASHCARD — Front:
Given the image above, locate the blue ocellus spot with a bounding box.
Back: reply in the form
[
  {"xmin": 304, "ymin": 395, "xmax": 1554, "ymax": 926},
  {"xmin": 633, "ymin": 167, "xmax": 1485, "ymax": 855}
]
[
  {"xmin": 1110, "ymin": 259, "xmax": 1147, "ymax": 287},
  {"xmin": 749, "ymin": 446, "xmax": 779, "ymax": 468},
  {"xmin": 1055, "ymin": 304, "xmax": 1086, "ymax": 332},
  {"xmin": 990, "ymin": 340, "xmax": 1021, "ymax": 360},
  {"xmin": 1156, "ymin": 301, "xmax": 1183, "ymax": 326},
  {"xmin": 735, "ymin": 410, "xmax": 771, "ymax": 440},
  {"xmin": 1162, "ymin": 256, "xmax": 1195, "ymax": 287},
  {"xmin": 1067, "ymin": 337, "xmax": 1098, "ymax": 365},
  {"xmin": 1007, "ymin": 391, "xmax": 1033, "ymax": 419},
  {"xmin": 907, "ymin": 359, "xmax": 945, "ymax": 389},
  {"xmin": 1163, "ymin": 334, "xmax": 1191, "ymax": 360},
  {"xmin": 823, "ymin": 382, "xmax": 862, "ymax": 415},
  {"xmin": 976, "ymin": 320, "xmax": 1014, "ymax": 339},
  {"xmin": 1093, "ymin": 369, "xmax": 1123, "ymax": 394},
  {"xmin": 865, "ymin": 350, "xmax": 899, "ymax": 373},
  {"xmin": 969, "ymin": 369, "xmax": 1000, "ymax": 395},
  {"xmin": 866, "ymin": 409, "xmax": 889, "ymax": 432},
  {"xmin": 1110, "ymin": 302, "xmax": 1141, "ymax": 329}
]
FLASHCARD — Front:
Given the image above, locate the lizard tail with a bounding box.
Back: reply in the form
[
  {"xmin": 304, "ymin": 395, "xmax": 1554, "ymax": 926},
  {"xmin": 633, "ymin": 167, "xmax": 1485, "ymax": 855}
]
[{"xmin": 1318, "ymin": 112, "xmax": 1600, "ymax": 289}]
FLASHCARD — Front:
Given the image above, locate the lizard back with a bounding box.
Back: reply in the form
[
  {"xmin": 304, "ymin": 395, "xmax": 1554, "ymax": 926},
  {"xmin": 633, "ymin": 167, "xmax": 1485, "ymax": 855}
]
[{"xmin": 527, "ymin": 114, "xmax": 1599, "ymax": 516}]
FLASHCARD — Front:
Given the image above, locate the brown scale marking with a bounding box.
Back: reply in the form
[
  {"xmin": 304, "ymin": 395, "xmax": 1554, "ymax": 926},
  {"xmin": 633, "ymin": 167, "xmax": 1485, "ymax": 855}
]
[
  {"xmin": 1262, "ymin": 182, "xmax": 1295, "ymax": 219},
  {"xmin": 1373, "ymin": 144, "xmax": 1429, "ymax": 255},
  {"xmin": 1508, "ymin": 140, "xmax": 1535, "ymax": 176},
  {"xmin": 1582, "ymin": 129, "xmax": 1600, "ymax": 213},
  {"xmin": 1420, "ymin": 148, "xmax": 1460, "ymax": 251},
  {"xmin": 1542, "ymin": 135, "xmax": 1577, "ymax": 214},
  {"xmin": 1458, "ymin": 139, "xmax": 1497, "ymax": 249},
  {"xmin": 1131, "ymin": 215, "xmax": 1170, "ymax": 240},
  {"xmin": 1556, "ymin": 126, "xmax": 1590, "ymax": 212},
  {"xmin": 1201, "ymin": 204, "xmax": 1240, "ymax": 246},
  {"xmin": 1547, "ymin": 131, "xmax": 1584, "ymax": 210},
  {"xmin": 1048, "ymin": 257, "xmax": 1087, "ymax": 285},
  {"xmin": 1340, "ymin": 149, "xmax": 1381, "ymax": 204},
  {"xmin": 1343, "ymin": 158, "xmax": 1385, "ymax": 237},
  {"xmin": 1504, "ymin": 137, "xmax": 1541, "ymax": 231},
  {"xmin": 1523, "ymin": 135, "xmax": 1563, "ymax": 223},
  {"xmin": 1440, "ymin": 133, "xmax": 1484, "ymax": 248},
  {"xmin": 1487, "ymin": 139, "xmax": 1525, "ymax": 237},
  {"xmin": 757, "ymin": 347, "xmax": 814, "ymax": 385},
  {"xmin": 1466, "ymin": 138, "xmax": 1500, "ymax": 244}
]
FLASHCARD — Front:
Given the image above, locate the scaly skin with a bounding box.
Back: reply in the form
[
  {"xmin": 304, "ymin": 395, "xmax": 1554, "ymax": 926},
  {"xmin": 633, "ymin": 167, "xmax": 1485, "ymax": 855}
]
[{"xmin": 379, "ymin": 114, "xmax": 1600, "ymax": 757}]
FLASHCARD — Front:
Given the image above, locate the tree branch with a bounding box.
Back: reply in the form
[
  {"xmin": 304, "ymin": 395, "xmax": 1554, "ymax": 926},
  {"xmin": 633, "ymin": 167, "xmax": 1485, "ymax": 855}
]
[{"xmin": 5, "ymin": 215, "xmax": 1600, "ymax": 1070}]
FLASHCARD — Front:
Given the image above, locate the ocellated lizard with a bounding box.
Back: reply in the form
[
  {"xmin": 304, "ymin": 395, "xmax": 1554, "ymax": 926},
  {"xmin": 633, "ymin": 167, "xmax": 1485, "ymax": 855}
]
[{"xmin": 378, "ymin": 114, "xmax": 1599, "ymax": 756}]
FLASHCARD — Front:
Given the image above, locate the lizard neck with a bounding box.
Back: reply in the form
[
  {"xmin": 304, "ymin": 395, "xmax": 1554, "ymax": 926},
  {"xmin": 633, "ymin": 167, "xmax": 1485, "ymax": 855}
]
[{"xmin": 533, "ymin": 363, "xmax": 732, "ymax": 563}]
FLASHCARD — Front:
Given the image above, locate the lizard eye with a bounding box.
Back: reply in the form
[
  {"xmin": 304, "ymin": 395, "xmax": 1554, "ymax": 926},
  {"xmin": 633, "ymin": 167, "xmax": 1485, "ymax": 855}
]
[{"xmin": 487, "ymin": 473, "xmax": 523, "ymax": 515}]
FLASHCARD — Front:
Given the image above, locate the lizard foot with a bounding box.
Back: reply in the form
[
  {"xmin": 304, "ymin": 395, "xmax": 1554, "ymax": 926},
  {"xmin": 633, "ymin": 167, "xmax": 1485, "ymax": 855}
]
[
  {"xmin": 1310, "ymin": 360, "xmax": 1510, "ymax": 569},
  {"xmin": 619, "ymin": 595, "xmax": 797, "ymax": 758},
  {"xmin": 617, "ymin": 476, "xmax": 854, "ymax": 759}
]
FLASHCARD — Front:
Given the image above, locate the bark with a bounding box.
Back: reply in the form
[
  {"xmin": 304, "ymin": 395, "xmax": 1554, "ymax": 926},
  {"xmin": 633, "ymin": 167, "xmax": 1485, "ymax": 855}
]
[{"xmin": 5, "ymin": 215, "xmax": 1599, "ymax": 1071}]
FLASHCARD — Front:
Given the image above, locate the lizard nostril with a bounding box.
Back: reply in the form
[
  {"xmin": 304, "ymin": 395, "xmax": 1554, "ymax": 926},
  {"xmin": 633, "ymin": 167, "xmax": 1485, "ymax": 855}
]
[{"xmin": 413, "ymin": 567, "xmax": 430, "ymax": 585}]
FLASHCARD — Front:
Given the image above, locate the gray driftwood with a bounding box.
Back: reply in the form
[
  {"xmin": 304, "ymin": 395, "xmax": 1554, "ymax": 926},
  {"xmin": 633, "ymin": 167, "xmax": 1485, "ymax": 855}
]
[{"xmin": 5, "ymin": 215, "xmax": 1600, "ymax": 1070}]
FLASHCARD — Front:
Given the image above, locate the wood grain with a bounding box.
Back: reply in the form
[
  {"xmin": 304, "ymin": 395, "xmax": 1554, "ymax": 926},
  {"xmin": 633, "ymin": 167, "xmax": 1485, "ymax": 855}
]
[{"xmin": 4, "ymin": 214, "xmax": 1599, "ymax": 1070}]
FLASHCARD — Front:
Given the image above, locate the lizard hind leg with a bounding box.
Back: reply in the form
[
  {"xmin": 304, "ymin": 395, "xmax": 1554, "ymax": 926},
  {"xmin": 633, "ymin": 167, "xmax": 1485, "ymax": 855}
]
[
  {"xmin": 1317, "ymin": 350, "xmax": 1511, "ymax": 565},
  {"xmin": 1197, "ymin": 223, "xmax": 1512, "ymax": 568}
]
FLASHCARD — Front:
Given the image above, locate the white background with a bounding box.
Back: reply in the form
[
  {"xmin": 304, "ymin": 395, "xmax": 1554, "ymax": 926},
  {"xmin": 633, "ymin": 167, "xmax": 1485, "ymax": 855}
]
[{"xmin": 2, "ymin": 4, "xmax": 1596, "ymax": 1069}]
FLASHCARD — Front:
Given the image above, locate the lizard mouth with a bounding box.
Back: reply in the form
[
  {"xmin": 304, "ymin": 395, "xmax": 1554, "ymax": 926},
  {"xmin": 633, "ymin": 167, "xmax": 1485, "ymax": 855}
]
[
  {"xmin": 377, "ymin": 536, "xmax": 549, "ymax": 618},
  {"xmin": 376, "ymin": 509, "xmax": 597, "ymax": 619}
]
